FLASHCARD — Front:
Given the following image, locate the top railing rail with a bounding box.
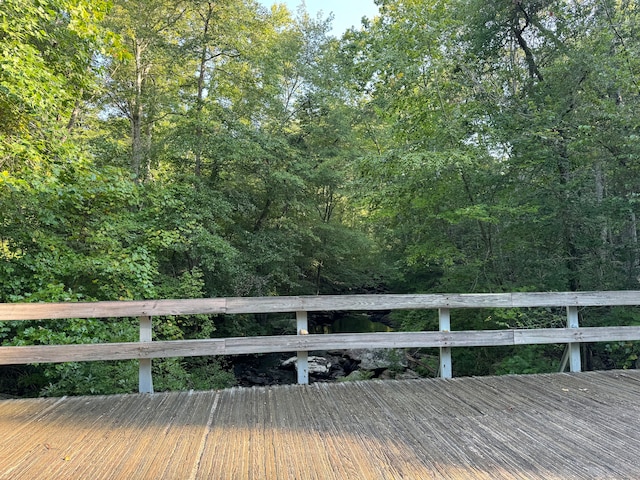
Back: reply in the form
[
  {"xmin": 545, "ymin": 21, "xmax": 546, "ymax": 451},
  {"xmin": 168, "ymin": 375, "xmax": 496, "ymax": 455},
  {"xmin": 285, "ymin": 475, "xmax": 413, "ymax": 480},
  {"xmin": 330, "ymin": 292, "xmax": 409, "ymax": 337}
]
[{"xmin": 2, "ymin": 291, "xmax": 640, "ymax": 321}]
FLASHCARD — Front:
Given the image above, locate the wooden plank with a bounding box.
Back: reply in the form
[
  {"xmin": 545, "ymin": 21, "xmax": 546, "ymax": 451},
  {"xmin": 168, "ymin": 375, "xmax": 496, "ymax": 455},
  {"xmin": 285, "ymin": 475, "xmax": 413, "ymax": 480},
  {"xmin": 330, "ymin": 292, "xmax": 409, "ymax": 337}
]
[
  {"xmin": 566, "ymin": 306, "xmax": 581, "ymax": 373},
  {"xmin": 224, "ymin": 331, "xmax": 515, "ymax": 355},
  {"xmin": 295, "ymin": 294, "xmax": 516, "ymax": 310},
  {"xmin": 139, "ymin": 316, "xmax": 153, "ymax": 394},
  {"xmin": 513, "ymin": 326, "xmax": 640, "ymax": 344},
  {"xmin": 3, "ymin": 291, "xmax": 640, "ymax": 322},
  {"xmin": 0, "ymin": 339, "xmax": 225, "ymax": 365},
  {"xmin": 224, "ymin": 296, "xmax": 303, "ymax": 314},
  {"xmin": 207, "ymin": 292, "xmax": 602, "ymax": 312},
  {"xmin": 439, "ymin": 308, "xmax": 452, "ymax": 379},
  {"xmin": 0, "ymin": 331, "xmax": 515, "ymax": 365},
  {"xmin": 184, "ymin": 290, "xmax": 640, "ymax": 311},
  {"xmin": 2, "ymin": 326, "xmax": 640, "ymax": 367},
  {"xmin": 0, "ymin": 298, "xmax": 228, "ymax": 321},
  {"xmin": 507, "ymin": 290, "xmax": 640, "ymax": 307},
  {"xmin": 296, "ymin": 311, "xmax": 309, "ymax": 385}
]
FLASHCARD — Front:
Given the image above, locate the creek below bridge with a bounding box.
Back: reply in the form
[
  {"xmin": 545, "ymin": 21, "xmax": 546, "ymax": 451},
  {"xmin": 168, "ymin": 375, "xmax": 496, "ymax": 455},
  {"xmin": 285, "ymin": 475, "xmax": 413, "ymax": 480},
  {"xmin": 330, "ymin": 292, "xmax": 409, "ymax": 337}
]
[{"xmin": 229, "ymin": 312, "xmax": 428, "ymax": 387}]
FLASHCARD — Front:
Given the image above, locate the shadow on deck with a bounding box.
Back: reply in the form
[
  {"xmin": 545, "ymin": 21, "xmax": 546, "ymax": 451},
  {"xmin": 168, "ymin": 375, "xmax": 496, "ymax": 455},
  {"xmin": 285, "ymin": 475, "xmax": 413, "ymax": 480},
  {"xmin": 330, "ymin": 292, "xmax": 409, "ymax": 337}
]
[{"xmin": 1, "ymin": 370, "xmax": 639, "ymax": 479}]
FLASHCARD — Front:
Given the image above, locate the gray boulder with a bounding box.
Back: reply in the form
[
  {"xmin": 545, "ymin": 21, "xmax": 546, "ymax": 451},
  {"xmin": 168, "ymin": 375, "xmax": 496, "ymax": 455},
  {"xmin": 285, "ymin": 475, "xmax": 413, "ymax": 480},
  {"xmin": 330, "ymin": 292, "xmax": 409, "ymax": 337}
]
[
  {"xmin": 281, "ymin": 356, "xmax": 332, "ymax": 374},
  {"xmin": 346, "ymin": 348, "xmax": 408, "ymax": 371}
]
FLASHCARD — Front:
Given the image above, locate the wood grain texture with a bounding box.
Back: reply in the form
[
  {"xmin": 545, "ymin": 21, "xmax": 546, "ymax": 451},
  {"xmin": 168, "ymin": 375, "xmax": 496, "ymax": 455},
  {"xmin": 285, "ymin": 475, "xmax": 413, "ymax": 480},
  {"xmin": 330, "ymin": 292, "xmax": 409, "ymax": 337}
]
[
  {"xmin": 5, "ymin": 327, "xmax": 640, "ymax": 365},
  {"xmin": 3, "ymin": 292, "xmax": 640, "ymax": 368},
  {"xmin": 3, "ymin": 291, "xmax": 640, "ymax": 321},
  {"xmin": 0, "ymin": 339, "xmax": 225, "ymax": 364},
  {"xmin": 2, "ymin": 371, "xmax": 640, "ymax": 479},
  {"xmin": 0, "ymin": 298, "xmax": 228, "ymax": 321},
  {"xmin": 513, "ymin": 326, "xmax": 640, "ymax": 344}
]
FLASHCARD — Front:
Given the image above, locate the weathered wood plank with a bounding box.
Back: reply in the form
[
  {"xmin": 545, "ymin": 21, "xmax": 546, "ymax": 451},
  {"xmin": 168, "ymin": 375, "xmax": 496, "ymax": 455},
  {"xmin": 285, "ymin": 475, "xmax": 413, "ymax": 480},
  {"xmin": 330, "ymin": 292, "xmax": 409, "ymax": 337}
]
[
  {"xmin": 0, "ymin": 339, "xmax": 225, "ymax": 364},
  {"xmin": 224, "ymin": 330, "xmax": 516, "ymax": 355},
  {"xmin": 439, "ymin": 308, "xmax": 452, "ymax": 379},
  {"xmin": 0, "ymin": 331, "xmax": 514, "ymax": 365},
  {"xmin": 3, "ymin": 291, "xmax": 640, "ymax": 321},
  {"xmin": 138, "ymin": 316, "xmax": 153, "ymax": 394},
  {"xmin": 0, "ymin": 298, "xmax": 228, "ymax": 321},
  {"xmin": 513, "ymin": 326, "xmax": 640, "ymax": 344},
  {"xmin": 2, "ymin": 326, "xmax": 639, "ymax": 366},
  {"xmin": 566, "ymin": 306, "xmax": 582, "ymax": 372}
]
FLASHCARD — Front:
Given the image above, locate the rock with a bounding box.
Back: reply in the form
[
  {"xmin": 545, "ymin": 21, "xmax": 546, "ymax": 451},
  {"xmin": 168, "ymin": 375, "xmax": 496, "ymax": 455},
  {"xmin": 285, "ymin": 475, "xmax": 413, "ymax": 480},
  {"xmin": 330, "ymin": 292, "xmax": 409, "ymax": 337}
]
[
  {"xmin": 281, "ymin": 356, "xmax": 332, "ymax": 375},
  {"xmin": 329, "ymin": 365, "xmax": 345, "ymax": 379},
  {"xmin": 232, "ymin": 353, "xmax": 296, "ymax": 387},
  {"xmin": 346, "ymin": 348, "xmax": 408, "ymax": 371},
  {"xmin": 281, "ymin": 357, "xmax": 296, "ymax": 369}
]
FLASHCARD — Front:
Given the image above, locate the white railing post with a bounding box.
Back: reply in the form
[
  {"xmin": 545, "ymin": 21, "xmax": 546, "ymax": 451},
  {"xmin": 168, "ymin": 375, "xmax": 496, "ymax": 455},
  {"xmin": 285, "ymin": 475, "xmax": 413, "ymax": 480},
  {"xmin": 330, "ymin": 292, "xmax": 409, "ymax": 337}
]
[
  {"xmin": 296, "ymin": 311, "xmax": 309, "ymax": 385},
  {"xmin": 566, "ymin": 306, "xmax": 581, "ymax": 373},
  {"xmin": 439, "ymin": 308, "xmax": 452, "ymax": 379},
  {"xmin": 139, "ymin": 315, "xmax": 154, "ymax": 393}
]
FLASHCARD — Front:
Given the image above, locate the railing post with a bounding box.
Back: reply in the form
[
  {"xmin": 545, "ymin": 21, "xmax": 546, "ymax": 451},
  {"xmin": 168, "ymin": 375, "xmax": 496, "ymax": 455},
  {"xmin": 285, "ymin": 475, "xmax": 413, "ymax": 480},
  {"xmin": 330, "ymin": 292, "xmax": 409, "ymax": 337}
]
[
  {"xmin": 566, "ymin": 306, "xmax": 581, "ymax": 373},
  {"xmin": 296, "ymin": 311, "xmax": 309, "ymax": 385},
  {"xmin": 439, "ymin": 308, "xmax": 452, "ymax": 379},
  {"xmin": 139, "ymin": 315, "xmax": 154, "ymax": 393}
]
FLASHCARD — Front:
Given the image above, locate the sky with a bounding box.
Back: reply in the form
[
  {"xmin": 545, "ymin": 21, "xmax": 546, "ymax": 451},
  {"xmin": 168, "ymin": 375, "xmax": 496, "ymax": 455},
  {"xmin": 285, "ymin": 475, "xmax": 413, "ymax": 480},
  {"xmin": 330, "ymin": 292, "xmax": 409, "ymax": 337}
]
[{"xmin": 258, "ymin": 0, "xmax": 379, "ymax": 35}]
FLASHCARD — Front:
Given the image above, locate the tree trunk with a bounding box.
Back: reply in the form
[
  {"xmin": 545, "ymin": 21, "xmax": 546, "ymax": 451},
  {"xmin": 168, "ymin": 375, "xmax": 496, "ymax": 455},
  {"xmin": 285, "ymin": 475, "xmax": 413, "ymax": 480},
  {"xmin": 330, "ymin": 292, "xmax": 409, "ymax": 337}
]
[
  {"xmin": 131, "ymin": 38, "xmax": 150, "ymax": 181},
  {"xmin": 194, "ymin": 2, "xmax": 214, "ymax": 177},
  {"xmin": 594, "ymin": 162, "xmax": 608, "ymax": 284},
  {"xmin": 629, "ymin": 210, "xmax": 639, "ymax": 285},
  {"xmin": 556, "ymin": 140, "xmax": 579, "ymax": 292}
]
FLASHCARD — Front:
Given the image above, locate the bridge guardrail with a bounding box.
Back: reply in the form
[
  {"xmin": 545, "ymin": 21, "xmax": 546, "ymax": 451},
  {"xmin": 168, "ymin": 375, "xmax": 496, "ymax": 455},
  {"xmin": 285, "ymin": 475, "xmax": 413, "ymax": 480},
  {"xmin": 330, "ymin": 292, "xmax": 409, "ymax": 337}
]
[{"xmin": 1, "ymin": 291, "xmax": 640, "ymax": 392}]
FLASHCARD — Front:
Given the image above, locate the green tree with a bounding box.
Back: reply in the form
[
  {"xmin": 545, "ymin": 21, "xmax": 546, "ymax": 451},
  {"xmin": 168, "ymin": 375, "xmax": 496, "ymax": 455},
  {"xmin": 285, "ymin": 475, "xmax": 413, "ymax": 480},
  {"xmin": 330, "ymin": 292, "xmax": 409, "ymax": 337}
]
[
  {"xmin": 0, "ymin": 0, "xmax": 108, "ymax": 170},
  {"xmin": 349, "ymin": 0, "xmax": 640, "ymax": 294},
  {"xmin": 341, "ymin": 0, "xmax": 640, "ymax": 375}
]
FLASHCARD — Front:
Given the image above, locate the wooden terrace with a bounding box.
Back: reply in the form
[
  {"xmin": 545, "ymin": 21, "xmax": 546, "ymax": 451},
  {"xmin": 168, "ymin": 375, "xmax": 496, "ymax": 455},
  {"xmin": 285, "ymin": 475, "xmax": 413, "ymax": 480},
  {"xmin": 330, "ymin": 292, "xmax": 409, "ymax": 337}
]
[{"xmin": 1, "ymin": 370, "xmax": 640, "ymax": 479}]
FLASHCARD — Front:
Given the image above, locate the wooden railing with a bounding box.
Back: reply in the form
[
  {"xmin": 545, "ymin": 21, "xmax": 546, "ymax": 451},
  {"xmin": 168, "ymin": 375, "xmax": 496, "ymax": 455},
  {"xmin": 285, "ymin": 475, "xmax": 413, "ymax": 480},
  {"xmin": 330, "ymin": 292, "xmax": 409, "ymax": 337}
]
[{"xmin": 2, "ymin": 291, "xmax": 640, "ymax": 393}]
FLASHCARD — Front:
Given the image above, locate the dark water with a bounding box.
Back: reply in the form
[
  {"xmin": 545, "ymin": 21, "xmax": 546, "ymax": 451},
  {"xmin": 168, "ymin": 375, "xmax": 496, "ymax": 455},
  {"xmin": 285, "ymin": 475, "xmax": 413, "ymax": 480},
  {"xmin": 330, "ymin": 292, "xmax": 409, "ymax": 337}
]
[{"xmin": 312, "ymin": 313, "xmax": 392, "ymax": 334}]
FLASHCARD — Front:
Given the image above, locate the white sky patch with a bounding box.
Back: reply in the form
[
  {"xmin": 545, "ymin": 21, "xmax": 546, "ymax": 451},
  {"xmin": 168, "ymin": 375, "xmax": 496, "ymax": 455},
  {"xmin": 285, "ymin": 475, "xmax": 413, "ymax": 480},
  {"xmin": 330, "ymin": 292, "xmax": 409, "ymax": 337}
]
[{"xmin": 257, "ymin": 0, "xmax": 379, "ymax": 35}]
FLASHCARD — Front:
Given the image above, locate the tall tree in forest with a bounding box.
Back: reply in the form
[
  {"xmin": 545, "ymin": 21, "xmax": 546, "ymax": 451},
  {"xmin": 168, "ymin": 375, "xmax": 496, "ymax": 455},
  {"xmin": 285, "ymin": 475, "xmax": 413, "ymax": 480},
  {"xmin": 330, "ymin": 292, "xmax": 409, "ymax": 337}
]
[
  {"xmin": 99, "ymin": 0, "xmax": 189, "ymax": 180},
  {"xmin": 462, "ymin": 0, "xmax": 640, "ymax": 291},
  {"xmin": 0, "ymin": 0, "xmax": 167, "ymax": 395}
]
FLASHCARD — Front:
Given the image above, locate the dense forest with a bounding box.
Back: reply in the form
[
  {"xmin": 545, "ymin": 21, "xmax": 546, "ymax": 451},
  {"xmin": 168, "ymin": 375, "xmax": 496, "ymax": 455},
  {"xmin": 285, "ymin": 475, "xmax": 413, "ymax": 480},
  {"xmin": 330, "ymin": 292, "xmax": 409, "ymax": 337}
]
[{"xmin": 1, "ymin": 0, "xmax": 640, "ymax": 396}]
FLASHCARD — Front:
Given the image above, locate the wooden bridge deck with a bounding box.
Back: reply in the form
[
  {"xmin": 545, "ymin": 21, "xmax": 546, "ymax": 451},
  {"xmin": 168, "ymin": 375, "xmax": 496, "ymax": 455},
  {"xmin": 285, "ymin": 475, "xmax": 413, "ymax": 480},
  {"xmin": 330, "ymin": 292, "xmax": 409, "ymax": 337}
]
[{"xmin": 1, "ymin": 370, "xmax": 639, "ymax": 479}]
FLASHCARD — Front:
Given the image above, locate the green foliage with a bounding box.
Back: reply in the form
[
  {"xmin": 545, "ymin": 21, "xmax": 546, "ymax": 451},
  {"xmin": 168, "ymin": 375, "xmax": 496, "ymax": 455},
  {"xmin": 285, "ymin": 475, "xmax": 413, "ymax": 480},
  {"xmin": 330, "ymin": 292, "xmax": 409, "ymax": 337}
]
[
  {"xmin": 2, "ymin": 316, "xmax": 139, "ymax": 396},
  {"xmin": 600, "ymin": 342, "xmax": 640, "ymax": 371},
  {"xmin": 452, "ymin": 347, "xmax": 498, "ymax": 377},
  {"xmin": 40, "ymin": 361, "xmax": 138, "ymax": 397},
  {"xmin": 489, "ymin": 308, "xmax": 566, "ymax": 330},
  {"xmin": 408, "ymin": 351, "xmax": 439, "ymax": 378},
  {"xmin": 351, "ymin": 0, "xmax": 640, "ymax": 295},
  {"xmin": 494, "ymin": 346, "xmax": 561, "ymax": 376},
  {"xmin": 584, "ymin": 307, "xmax": 640, "ymax": 370},
  {"xmin": 153, "ymin": 357, "xmax": 236, "ymax": 392},
  {"xmin": 391, "ymin": 310, "xmax": 438, "ymax": 332},
  {"xmin": 0, "ymin": 159, "xmax": 156, "ymax": 302},
  {"xmin": 0, "ymin": 0, "xmax": 108, "ymax": 168}
]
